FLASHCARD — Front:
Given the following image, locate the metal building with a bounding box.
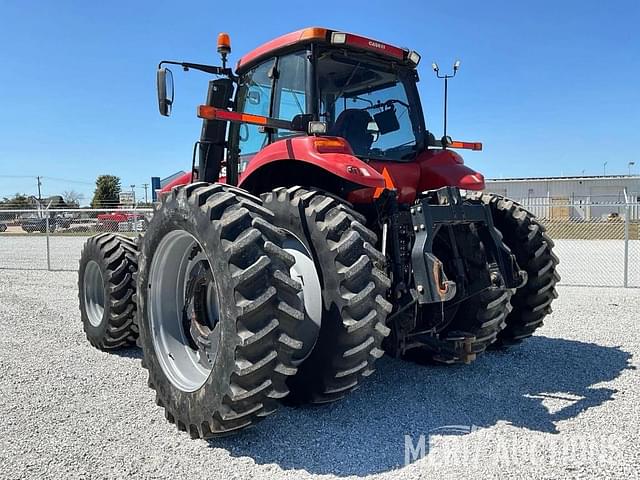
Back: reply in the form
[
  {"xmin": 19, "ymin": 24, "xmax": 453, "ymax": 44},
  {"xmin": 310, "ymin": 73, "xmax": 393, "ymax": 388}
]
[{"xmin": 485, "ymin": 175, "xmax": 640, "ymax": 220}]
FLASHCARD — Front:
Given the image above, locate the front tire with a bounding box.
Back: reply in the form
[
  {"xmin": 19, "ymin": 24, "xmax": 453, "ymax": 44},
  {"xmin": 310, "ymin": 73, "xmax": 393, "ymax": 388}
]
[
  {"xmin": 137, "ymin": 183, "xmax": 305, "ymax": 437},
  {"xmin": 262, "ymin": 187, "xmax": 392, "ymax": 404}
]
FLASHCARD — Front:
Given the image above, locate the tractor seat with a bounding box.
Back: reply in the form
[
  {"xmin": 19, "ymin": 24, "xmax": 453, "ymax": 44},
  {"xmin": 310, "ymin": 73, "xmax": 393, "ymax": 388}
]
[{"xmin": 329, "ymin": 109, "xmax": 374, "ymax": 156}]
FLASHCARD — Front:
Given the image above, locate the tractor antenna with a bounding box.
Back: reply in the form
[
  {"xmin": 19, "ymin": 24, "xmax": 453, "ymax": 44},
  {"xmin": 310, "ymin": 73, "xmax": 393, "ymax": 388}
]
[
  {"xmin": 432, "ymin": 60, "xmax": 460, "ymax": 143},
  {"xmin": 217, "ymin": 33, "xmax": 231, "ymax": 70}
]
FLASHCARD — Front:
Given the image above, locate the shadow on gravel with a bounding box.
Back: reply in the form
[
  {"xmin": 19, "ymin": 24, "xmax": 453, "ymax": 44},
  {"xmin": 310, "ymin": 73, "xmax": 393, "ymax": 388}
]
[
  {"xmin": 212, "ymin": 335, "xmax": 633, "ymax": 477},
  {"xmin": 111, "ymin": 347, "xmax": 143, "ymax": 359}
]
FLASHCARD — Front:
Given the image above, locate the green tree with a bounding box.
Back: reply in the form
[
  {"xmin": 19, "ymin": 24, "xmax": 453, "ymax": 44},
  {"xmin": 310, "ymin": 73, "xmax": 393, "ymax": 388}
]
[{"xmin": 91, "ymin": 175, "xmax": 121, "ymax": 208}]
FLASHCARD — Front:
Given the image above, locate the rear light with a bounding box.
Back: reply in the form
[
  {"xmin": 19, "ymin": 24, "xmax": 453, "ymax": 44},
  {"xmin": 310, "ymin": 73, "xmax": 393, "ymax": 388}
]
[
  {"xmin": 308, "ymin": 121, "xmax": 327, "ymax": 134},
  {"xmin": 407, "ymin": 50, "xmax": 421, "ymax": 65},
  {"xmin": 449, "ymin": 140, "xmax": 483, "ymax": 151},
  {"xmin": 331, "ymin": 32, "xmax": 347, "ymax": 44},
  {"xmin": 313, "ymin": 137, "xmax": 353, "ymax": 154}
]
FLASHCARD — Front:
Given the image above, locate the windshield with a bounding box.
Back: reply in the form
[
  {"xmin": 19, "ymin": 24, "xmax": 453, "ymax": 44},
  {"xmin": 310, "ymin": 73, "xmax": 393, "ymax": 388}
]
[{"xmin": 317, "ymin": 50, "xmax": 421, "ymax": 161}]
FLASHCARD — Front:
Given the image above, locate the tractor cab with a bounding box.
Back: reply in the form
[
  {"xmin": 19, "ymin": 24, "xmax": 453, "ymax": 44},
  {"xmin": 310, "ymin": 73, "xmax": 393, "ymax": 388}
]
[
  {"xmin": 157, "ymin": 27, "xmax": 484, "ymax": 203},
  {"xmin": 230, "ymin": 29, "xmax": 426, "ymax": 165}
]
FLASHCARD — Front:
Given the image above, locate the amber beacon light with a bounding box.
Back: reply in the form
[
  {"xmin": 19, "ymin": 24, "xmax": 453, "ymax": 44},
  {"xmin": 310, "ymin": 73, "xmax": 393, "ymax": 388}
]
[{"xmin": 217, "ymin": 32, "xmax": 231, "ymax": 67}]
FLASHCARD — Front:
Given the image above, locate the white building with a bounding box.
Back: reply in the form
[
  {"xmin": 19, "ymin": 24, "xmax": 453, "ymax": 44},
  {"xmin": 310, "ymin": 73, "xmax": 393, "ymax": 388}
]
[{"xmin": 485, "ymin": 175, "xmax": 640, "ymax": 220}]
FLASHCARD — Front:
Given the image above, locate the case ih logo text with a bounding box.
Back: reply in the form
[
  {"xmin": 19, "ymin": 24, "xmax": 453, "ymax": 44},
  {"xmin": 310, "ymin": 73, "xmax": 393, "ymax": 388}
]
[{"xmin": 368, "ymin": 40, "xmax": 386, "ymax": 50}]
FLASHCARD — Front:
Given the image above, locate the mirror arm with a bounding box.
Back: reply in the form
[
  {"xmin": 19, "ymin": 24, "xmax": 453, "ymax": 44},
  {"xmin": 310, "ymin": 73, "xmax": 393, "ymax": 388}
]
[{"xmin": 159, "ymin": 60, "xmax": 237, "ymax": 81}]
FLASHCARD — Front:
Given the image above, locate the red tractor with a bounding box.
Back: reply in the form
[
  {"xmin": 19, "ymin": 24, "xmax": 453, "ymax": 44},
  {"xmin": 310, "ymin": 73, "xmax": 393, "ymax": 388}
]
[
  {"xmin": 96, "ymin": 211, "xmax": 147, "ymax": 232},
  {"xmin": 77, "ymin": 28, "xmax": 559, "ymax": 437}
]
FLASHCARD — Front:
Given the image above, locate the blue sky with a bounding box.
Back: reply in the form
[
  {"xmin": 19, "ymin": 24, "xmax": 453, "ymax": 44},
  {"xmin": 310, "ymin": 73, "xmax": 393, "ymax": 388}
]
[{"xmin": 0, "ymin": 0, "xmax": 638, "ymax": 203}]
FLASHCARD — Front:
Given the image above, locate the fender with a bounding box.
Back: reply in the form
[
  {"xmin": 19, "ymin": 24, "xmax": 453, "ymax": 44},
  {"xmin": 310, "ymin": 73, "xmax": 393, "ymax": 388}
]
[
  {"xmin": 161, "ymin": 145, "xmax": 483, "ymax": 204},
  {"xmin": 239, "ymin": 136, "xmax": 386, "ymax": 193},
  {"xmin": 417, "ymin": 149, "xmax": 485, "ymax": 192},
  {"xmin": 347, "ymin": 149, "xmax": 485, "ymax": 205},
  {"xmin": 160, "ymin": 171, "xmax": 193, "ymax": 194}
]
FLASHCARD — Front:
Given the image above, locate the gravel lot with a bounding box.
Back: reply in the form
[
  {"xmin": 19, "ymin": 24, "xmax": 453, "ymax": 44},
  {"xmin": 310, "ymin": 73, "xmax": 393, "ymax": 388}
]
[{"xmin": 0, "ymin": 237, "xmax": 639, "ymax": 479}]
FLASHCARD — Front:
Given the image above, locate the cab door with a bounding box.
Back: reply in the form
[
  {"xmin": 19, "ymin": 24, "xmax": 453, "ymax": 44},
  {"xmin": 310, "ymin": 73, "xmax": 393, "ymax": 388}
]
[
  {"xmin": 228, "ymin": 58, "xmax": 276, "ymax": 176},
  {"xmin": 228, "ymin": 51, "xmax": 310, "ymax": 178}
]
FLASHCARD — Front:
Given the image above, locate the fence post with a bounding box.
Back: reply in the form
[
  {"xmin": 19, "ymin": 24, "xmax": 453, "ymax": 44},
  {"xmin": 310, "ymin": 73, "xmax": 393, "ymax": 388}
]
[
  {"xmin": 623, "ymin": 189, "xmax": 629, "ymax": 288},
  {"xmin": 45, "ymin": 216, "xmax": 51, "ymax": 271}
]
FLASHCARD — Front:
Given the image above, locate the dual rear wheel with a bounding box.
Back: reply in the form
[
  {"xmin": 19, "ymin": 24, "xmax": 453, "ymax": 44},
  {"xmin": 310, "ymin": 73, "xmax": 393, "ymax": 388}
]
[
  {"xmin": 136, "ymin": 183, "xmax": 314, "ymax": 436},
  {"xmin": 261, "ymin": 187, "xmax": 392, "ymax": 404}
]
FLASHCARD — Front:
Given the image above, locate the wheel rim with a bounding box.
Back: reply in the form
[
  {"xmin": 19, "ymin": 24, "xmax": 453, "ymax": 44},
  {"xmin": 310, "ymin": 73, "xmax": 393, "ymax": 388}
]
[
  {"xmin": 282, "ymin": 232, "xmax": 322, "ymax": 365},
  {"xmin": 83, "ymin": 260, "xmax": 105, "ymax": 327},
  {"xmin": 148, "ymin": 230, "xmax": 221, "ymax": 393}
]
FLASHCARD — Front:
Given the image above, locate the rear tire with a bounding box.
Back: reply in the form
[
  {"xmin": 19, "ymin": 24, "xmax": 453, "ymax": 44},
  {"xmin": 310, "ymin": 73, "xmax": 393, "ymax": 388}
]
[
  {"xmin": 78, "ymin": 233, "xmax": 138, "ymax": 350},
  {"xmin": 414, "ymin": 224, "xmax": 513, "ymax": 363},
  {"xmin": 474, "ymin": 193, "xmax": 560, "ymax": 346},
  {"xmin": 262, "ymin": 187, "xmax": 392, "ymax": 404},
  {"xmin": 137, "ymin": 183, "xmax": 305, "ymax": 437},
  {"xmin": 428, "ymin": 287, "xmax": 513, "ymax": 363}
]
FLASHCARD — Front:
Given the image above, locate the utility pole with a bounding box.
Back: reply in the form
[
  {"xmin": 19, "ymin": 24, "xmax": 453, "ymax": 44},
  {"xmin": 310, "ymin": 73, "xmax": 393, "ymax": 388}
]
[
  {"xmin": 36, "ymin": 176, "xmax": 43, "ymax": 205},
  {"xmin": 130, "ymin": 184, "xmax": 136, "ymax": 204},
  {"xmin": 142, "ymin": 183, "xmax": 149, "ymax": 203}
]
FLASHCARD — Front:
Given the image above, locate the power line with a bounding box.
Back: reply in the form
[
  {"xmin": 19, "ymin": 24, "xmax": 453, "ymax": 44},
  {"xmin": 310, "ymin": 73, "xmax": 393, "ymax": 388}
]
[
  {"xmin": 42, "ymin": 176, "xmax": 94, "ymax": 185},
  {"xmin": 0, "ymin": 175, "xmax": 39, "ymax": 179},
  {"xmin": 0, "ymin": 174, "xmax": 94, "ymax": 185}
]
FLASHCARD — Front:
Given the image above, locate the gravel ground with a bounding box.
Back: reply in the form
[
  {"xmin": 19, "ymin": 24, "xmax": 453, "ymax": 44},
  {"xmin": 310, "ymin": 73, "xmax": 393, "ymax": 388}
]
[{"xmin": 0, "ymin": 238, "xmax": 639, "ymax": 479}]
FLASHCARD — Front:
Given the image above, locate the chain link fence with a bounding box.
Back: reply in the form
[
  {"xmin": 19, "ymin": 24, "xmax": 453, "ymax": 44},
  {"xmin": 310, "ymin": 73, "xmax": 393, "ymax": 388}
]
[
  {"xmin": 517, "ymin": 194, "xmax": 639, "ymax": 288},
  {"xmin": 1, "ymin": 199, "xmax": 638, "ymax": 287},
  {"xmin": 0, "ymin": 208, "xmax": 152, "ymax": 271}
]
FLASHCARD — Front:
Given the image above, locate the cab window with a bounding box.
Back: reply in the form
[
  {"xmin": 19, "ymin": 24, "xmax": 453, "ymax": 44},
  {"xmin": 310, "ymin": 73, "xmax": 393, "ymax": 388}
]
[
  {"xmin": 234, "ymin": 58, "xmax": 274, "ymax": 169},
  {"xmin": 273, "ymin": 51, "xmax": 308, "ymax": 139}
]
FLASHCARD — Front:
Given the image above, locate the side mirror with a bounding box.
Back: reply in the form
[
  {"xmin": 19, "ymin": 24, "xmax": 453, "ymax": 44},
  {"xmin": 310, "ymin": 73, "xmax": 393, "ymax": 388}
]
[{"xmin": 157, "ymin": 67, "xmax": 174, "ymax": 116}]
